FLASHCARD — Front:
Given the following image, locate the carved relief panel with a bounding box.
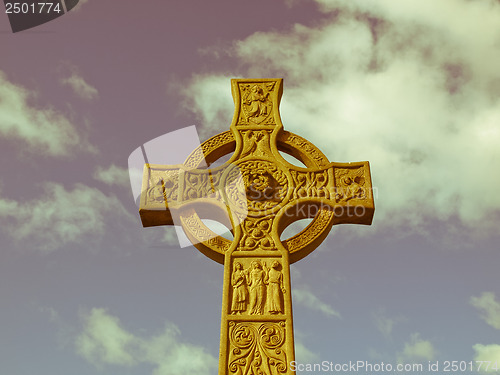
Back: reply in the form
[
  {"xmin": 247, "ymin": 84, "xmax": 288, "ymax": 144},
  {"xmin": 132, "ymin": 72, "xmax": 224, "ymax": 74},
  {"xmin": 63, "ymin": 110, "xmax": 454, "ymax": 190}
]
[
  {"xmin": 229, "ymin": 257, "xmax": 286, "ymax": 316},
  {"xmin": 237, "ymin": 82, "xmax": 277, "ymax": 125},
  {"xmin": 238, "ymin": 216, "xmax": 275, "ymax": 251},
  {"xmin": 228, "ymin": 321, "xmax": 287, "ymax": 375},
  {"xmin": 334, "ymin": 167, "xmax": 368, "ymax": 202},
  {"xmin": 146, "ymin": 169, "xmax": 180, "ymax": 204}
]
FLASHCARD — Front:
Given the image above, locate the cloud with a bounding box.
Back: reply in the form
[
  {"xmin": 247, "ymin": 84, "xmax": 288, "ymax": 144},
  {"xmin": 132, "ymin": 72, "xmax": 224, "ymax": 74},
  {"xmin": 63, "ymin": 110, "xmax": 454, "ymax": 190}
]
[
  {"xmin": 178, "ymin": 74, "xmax": 234, "ymax": 139},
  {"xmin": 39, "ymin": 306, "xmax": 61, "ymax": 323},
  {"xmin": 0, "ymin": 182, "xmax": 135, "ymax": 252},
  {"xmin": 76, "ymin": 308, "xmax": 137, "ymax": 366},
  {"xmin": 471, "ymin": 292, "xmax": 500, "ymax": 330},
  {"xmin": 292, "ymin": 287, "xmax": 341, "ymax": 318},
  {"xmin": 0, "ymin": 71, "xmax": 95, "ymax": 156},
  {"xmin": 59, "ymin": 63, "xmax": 98, "ymax": 100},
  {"xmin": 181, "ymin": 0, "xmax": 500, "ymax": 238},
  {"xmin": 76, "ymin": 308, "xmax": 217, "ymax": 375},
  {"xmin": 397, "ymin": 333, "xmax": 436, "ymax": 363},
  {"xmin": 93, "ymin": 164, "xmax": 130, "ymax": 187},
  {"xmin": 162, "ymin": 227, "xmax": 181, "ymax": 246},
  {"xmin": 473, "ymin": 344, "xmax": 500, "ymax": 372},
  {"xmin": 61, "ymin": 74, "xmax": 98, "ymax": 100},
  {"xmin": 373, "ymin": 309, "xmax": 405, "ymax": 339},
  {"xmin": 294, "ymin": 336, "xmax": 320, "ymax": 364}
]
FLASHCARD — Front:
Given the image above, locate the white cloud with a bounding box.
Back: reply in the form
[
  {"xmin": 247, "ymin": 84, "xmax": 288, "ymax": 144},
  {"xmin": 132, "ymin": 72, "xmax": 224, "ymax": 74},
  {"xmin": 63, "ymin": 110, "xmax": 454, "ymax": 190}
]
[
  {"xmin": 294, "ymin": 336, "xmax": 320, "ymax": 364},
  {"xmin": 0, "ymin": 182, "xmax": 135, "ymax": 252},
  {"xmin": 181, "ymin": 0, "xmax": 500, "ymax": 238},
  {"xmin": 292, "ymin": 287, "xmax": 341, "ymax": 318},
  {"xmin": 59, "ymin": 62, "xmax": 98, "ymax": 100},
  {"xmin": 0, "ymin": 71, "xmax": 95, "ymax": 156},
  {"xmin": 471, "ymin": 292, "xmax": 500, "ymax": 330},
  {"xmin": 473, "ymin": 344, "xmax": 500, "ymax": 373},
  {"xmin": 76, "ymin": 308, "xmax": 138, "ymax": 366},
  {"xmin": 93, "ymin": 164, "xmax": 130, "ymax": 187},
  {"xmin": 61, "ymin": 73, "xmax": 98, "ymax": 100},
  {"xmin": 373, "ymin": 309, "xmax": 404, "ymax": 339},
  {"xmin": 179, "ymin": 74, "xmax": 234, "ymax": 139},
  {"xmin": 397, "ymin": 333, "xmax": 436, "ymax": 363},
  {"xmin": 76, "ymin": 308, "xmax": 217, "ymax": 375}
]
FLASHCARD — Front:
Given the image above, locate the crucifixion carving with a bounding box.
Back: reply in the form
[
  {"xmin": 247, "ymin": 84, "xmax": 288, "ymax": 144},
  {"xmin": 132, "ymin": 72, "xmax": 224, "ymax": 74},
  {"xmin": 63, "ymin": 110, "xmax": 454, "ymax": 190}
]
[{"xmin": 139, "ymin": 78, "xmax": 374, "ymax": 375}]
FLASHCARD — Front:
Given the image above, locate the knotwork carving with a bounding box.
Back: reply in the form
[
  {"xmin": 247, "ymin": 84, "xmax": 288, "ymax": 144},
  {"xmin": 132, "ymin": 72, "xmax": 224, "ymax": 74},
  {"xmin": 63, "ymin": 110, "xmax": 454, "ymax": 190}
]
[
  {"xmin": 290, "ymin": 170, "xmax": 330, "ymax": 200},
  {"xmin": 180, "ymin": 212, "xmax": 230, "ymax": 251},
  {"xmin": 284, "ymin": 210, "xmax": 334, "ymax": 254},
  {"xmin": 239, "ymin": 217, "xmax": 274, "ymax": 251},
  {"xmin": 226, "ymin": 160, "xmax": 288, "ymax": 217},
  {"xmin": 183, "ymin": 131, "xmax": 236, "ymax": 169},
  {"xmin": 228, "ymin": 321, "xmax": 287, "ymax": 374},
  {"xmin": 284, "ymin": 133, "xmax": 330, "ymax": 168},
  {"xmin": 182, "ymin": 171, "xmax": 216, "ymax": 200}
]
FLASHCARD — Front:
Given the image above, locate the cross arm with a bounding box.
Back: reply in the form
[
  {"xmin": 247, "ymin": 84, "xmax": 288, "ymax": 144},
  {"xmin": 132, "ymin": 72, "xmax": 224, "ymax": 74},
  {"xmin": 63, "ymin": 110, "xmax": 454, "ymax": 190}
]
[
  {"xmin": 139, "ymin": 163, "xmax": 236, "ymax": 229},
  {"xmin": 277, "ymin": 161, "xmax": 375, "ymax": 233}
]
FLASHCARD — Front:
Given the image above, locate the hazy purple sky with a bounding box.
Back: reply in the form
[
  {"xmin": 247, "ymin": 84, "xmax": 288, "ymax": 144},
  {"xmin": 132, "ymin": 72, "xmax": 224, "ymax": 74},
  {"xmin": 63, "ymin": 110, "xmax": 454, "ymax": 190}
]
[{"xmin": 1, "ymin": 1, "xmax": 500, "ymax": 374}]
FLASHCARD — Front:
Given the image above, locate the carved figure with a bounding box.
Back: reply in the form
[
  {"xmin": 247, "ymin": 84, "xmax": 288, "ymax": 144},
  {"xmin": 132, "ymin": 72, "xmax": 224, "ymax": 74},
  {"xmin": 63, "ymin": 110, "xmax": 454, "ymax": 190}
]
[
  {"xmin": 247, "ymin": 261, "xmax": 267, "ymax": 315},
  {"xmin": 266, "ymin": 261, "xmax": 285, "ymax": 314},
  {"xmin": 147, "ymin": 178, "xmax": 165, "ymax": 202},
  {"xmin": 231, "ymin": 262, "xmax": 248, "ymax": 315},
  {"xmin": 245, "ymin": 84, "xmax": 269, "ymax": 119}
]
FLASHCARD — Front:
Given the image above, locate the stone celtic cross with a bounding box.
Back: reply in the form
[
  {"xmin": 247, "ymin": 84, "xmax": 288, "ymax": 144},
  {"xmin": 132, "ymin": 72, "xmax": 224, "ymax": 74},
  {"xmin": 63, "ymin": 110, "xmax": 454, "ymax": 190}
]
[{"xmin": 139, "ymin": 79, "xmax": 374, "ymax": 375}]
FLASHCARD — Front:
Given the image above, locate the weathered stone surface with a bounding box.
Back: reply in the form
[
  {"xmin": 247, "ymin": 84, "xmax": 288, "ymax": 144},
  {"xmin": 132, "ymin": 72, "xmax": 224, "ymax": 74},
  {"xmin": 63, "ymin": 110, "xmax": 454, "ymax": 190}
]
[{"xmin": 139, "ymin": 79, "xmax": 374, "ymax": 375}]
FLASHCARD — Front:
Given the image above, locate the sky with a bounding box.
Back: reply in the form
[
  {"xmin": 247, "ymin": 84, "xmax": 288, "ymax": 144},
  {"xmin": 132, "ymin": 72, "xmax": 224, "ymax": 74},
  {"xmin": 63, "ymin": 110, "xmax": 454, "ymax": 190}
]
[{"xmin": 1, "ymin": 0, "xmax": 500, "ymax": 374}]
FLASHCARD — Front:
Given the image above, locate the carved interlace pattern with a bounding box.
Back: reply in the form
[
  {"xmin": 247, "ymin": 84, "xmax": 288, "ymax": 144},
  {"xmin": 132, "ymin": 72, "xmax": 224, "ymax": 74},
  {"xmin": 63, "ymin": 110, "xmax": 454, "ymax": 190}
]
[
  {"xmin": 284, "ymin": 210, "xmax": 334, "ymax": 253},
  {"xmin": 229, "ymin": 321, "xmax": 287, "ymax": 375},
  {"xmin": 290, "ymin": 170, "xmax": 330, "ymax": 200},
  {"xmin": 183, "ymin": 131, "xmax": 235, "ymax": 169},
  {"xmin": 180, "ymin": 212, "xmax": 230, "ymax": 251},
  {"xmin": 226, "ymin": 160, "xmax": 288, "ymax": 216},
  {"xmin": 239, "ymin": 217, "xmax": 274, "ymax": 251},
  {"xmin": 284, "ymin": 134, "xmax": 329, "ymax": 168},
  {"xmin": 182, "ymin": 170, "xmax": 223, "ymax": 202}
]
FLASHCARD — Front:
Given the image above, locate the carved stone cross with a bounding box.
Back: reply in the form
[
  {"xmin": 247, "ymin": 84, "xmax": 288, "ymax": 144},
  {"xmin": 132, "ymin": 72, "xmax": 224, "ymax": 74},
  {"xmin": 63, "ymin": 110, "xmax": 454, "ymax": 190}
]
[{"xmin": 139, "ymin": 79, "xmax": 374, "ymax": 375}]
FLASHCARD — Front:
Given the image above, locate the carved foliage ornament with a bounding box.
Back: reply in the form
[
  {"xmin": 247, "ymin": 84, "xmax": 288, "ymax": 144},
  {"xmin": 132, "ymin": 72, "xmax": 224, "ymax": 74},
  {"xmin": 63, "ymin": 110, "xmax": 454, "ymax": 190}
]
[{"xmin": 229, "ymin": 321, "xmax": 287, "ymax": 375}]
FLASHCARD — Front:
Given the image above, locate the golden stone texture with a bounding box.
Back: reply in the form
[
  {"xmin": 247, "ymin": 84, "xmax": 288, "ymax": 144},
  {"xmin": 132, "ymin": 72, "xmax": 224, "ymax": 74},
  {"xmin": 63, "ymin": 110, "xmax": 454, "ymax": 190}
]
[{"xmin": 139, "ymin": 79, "xmax": 374, "ymax": 375}]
